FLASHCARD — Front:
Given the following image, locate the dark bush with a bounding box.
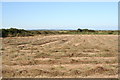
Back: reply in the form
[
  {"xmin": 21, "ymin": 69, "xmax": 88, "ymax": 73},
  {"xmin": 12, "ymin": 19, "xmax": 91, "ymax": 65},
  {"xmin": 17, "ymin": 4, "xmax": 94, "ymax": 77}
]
[
  {"xmin": 108, "ymin": 31, "xmax": 113, "ymax": 34},
  {"xmin": 77, "ymin": 28, "xmax": 83, "ymax": 32},
  {"xmin": 77, "ymin": 28, "xmax": 95, "ymax": 32},
  {"xmin": 88, "ymin": 30, "xmax": 95, "ymax": 32},
  {"xmin": 1, "ymin": 28, "xmax": 34, "ymax": 37}
]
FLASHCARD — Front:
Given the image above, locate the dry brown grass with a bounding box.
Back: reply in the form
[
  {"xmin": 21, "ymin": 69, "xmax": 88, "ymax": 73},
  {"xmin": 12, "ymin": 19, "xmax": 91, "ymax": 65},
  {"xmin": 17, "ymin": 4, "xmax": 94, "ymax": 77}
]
[{"xmin": 2, "ymin": 34, "xmax": 118, "ymax": 78}]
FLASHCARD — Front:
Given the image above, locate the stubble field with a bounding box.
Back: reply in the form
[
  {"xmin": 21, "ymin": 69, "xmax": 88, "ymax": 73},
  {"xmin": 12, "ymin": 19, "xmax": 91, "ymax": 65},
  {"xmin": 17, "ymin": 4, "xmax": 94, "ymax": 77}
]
[{"xmin": 2, "ymin": 34, "xmax": 118, "ymax": 78}]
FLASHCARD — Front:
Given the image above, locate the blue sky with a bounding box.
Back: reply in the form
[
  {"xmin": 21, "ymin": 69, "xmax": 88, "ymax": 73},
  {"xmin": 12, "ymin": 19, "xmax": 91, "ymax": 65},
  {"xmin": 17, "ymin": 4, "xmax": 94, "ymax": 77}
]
[{"xmin": 2, "ymin": 2, "xmax": 118, "ymax": 30}]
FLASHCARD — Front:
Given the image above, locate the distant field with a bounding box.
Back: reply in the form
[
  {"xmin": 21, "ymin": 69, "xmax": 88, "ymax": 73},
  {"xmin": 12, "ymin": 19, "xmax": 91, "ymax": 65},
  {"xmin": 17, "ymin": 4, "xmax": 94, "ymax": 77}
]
[
  {"xmin": 0, "ymin": 28, "xmax": 119, "ymax": 37},
  {"xmin": 2, "ymin": 34, "xmax": 118, "ymax": 78}
]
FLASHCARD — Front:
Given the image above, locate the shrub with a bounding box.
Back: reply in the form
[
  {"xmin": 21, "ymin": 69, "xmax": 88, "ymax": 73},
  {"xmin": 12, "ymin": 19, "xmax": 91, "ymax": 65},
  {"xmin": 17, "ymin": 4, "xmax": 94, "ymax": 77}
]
[
  {"xmin": 108, "ymin": 32, "xmax": 113, "ymax": 34},
  {"xmin": 1, "ymin": 28, "xmax": 34, "ymax": 37},
  {"xmin": 82, "ymin": 29, "xmax": 89, "ymax": 32},
  {"xmin": 77, "ymin": 28, "xmax": 83, "ymax": 32}
]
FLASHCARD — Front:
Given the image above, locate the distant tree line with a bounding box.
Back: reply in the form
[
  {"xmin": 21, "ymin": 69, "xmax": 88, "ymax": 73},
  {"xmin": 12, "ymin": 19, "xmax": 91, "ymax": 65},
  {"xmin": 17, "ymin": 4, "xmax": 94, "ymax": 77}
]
[
  {"xmin": 77, "ymin": 28, "xmax": 95, "ymax": 32},
  {"xmin": 0, "ymin": 28, "xmax": 34, "ymax": 37},
  {"xmin": 0, "ymin": 28, "xmax": 118, "ymax": 37}
]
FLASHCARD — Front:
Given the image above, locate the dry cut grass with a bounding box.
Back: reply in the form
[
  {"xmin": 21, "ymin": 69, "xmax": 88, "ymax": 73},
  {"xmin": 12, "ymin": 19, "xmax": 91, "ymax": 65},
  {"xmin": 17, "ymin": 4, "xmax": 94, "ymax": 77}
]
[{"xmin": 2, "ymin": 34, "xmax": 118, "ymax": 78}]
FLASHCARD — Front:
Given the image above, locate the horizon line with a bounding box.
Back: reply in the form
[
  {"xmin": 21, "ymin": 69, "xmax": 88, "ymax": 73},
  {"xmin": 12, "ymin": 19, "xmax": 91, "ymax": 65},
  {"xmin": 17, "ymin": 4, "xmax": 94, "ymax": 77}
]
[{"xmin": 0, "ymin": 28, "xmax": 119, "ymax": 31}]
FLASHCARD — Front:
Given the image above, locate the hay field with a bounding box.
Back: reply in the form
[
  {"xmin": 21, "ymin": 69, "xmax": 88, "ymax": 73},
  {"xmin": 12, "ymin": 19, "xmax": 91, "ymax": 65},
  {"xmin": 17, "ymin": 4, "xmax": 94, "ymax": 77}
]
[{"xmin": 2, "ymin": 34, "xmax": 118, "ymax": 78}]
